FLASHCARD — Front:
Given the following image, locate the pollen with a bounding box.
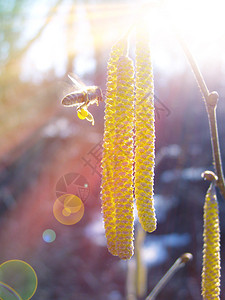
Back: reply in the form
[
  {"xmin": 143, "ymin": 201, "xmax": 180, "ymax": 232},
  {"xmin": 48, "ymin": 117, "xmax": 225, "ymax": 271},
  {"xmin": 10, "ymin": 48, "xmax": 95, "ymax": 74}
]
[{"xmin": 77, "ymin": 108, "xmax": 88, "ymax": 119}]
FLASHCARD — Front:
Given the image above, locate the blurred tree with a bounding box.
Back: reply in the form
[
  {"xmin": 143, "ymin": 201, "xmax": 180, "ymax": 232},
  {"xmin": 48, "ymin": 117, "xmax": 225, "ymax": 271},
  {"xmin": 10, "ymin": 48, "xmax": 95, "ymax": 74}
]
[
  {"xmin": 65, "ymin": 2, "xmax": 76, "ymax": 74},
  {"xmin": 0, "ymin": 0, "xmax": 63, "ymax": 157}
]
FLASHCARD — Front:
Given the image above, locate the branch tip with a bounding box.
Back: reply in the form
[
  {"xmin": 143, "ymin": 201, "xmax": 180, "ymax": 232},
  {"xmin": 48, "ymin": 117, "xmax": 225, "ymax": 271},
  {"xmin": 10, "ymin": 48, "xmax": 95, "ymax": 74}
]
[
  {"xmin": 207, "ymin": 91, "xmax": 219, "ymax": 108},
  {"xmin": 201, "ymin": 171, "xmax": 218, "ymax": 182},
  {"xmin": 179, "ymin": 253, "xmax": 193, "ymax": 264}
]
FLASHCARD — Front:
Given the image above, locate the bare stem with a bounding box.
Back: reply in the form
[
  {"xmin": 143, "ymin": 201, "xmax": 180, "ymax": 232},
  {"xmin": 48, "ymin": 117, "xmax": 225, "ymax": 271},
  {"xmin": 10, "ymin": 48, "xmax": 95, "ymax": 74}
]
[
  {"xmin": 177, "ymin": 36, "xmax": 209, "ymax": 101},
  {"xmin": 145, "ymin": 253, "xmax": 193, "ymax": 300},
  {"xmin": 126, "ymin": 259, "xmax": 137, "ymax": 300},
  {"xmin": 206, "ymin": 97, "xmax": 225, "ymax": 197},
  {"xmin": 135, "ymin": 225, "xmax": 147, "ymax": 298},
  {"xmin": 176, "ymin": 34, "xmax": 225, "ymax": 200}
]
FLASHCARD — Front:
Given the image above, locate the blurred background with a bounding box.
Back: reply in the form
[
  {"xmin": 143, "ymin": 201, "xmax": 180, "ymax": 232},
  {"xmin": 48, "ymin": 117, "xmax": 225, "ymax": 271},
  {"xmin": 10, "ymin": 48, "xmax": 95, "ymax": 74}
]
[{"xmin": 0, "ymin": 0, "xmax": 225, "ymax": 299}]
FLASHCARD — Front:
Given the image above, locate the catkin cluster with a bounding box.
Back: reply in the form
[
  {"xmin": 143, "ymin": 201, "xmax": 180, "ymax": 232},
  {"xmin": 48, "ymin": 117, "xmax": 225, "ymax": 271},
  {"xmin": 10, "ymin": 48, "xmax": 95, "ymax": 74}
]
[
  {"xmin": 202, "ymin": 184, "xmax": 220, "ymax": 299},
  {"xmin": 101, "ymin": 26, "xmax": 156, "ymax": 259}
]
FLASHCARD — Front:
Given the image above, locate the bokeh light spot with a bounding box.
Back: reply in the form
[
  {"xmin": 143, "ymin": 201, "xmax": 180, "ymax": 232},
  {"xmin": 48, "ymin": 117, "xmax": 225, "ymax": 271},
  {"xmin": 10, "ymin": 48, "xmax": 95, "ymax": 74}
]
[
  {"xmin": 53, "ymin": 194, "xmax": 84, "ymax": 225},
  {"xmin": 0, "ymin": 281, "xmax": 22, "ymax": 300},
  {"xmin": 64, "ymin": 195, "xmax": 82, "ymax": 213},
  {"xmin": 0, "ymin": 260, "xmax": 37, "ymax": 300},
  {"xmin": 62, "ymin": 207, "xmax": 71, "ymax": 216},
  {"xmin": 42, "ymin": 229, "xmax": 56, "ymax": 243}
]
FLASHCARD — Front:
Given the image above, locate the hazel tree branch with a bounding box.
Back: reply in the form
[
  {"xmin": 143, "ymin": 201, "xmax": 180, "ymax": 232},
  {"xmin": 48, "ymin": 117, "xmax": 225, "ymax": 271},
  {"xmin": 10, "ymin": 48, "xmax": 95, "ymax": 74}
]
[
  {"xmin": 176, "ymin": 34, "xmax": 225, "ymax": 200},
  {"xmin": 177, "ymin": 36, "xmax": 209, "ymax": 101},
  {"xmin": 145, "ymin": 253, "xmax": 193, "ymax": 300}
]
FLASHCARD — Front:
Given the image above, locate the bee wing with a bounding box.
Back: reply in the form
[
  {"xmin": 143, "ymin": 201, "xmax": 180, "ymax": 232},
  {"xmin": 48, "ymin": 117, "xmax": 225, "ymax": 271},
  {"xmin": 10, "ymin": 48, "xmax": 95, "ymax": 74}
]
[{"xmin": 68, "ymin": 73, "xmax": 86, "ymax": 91}]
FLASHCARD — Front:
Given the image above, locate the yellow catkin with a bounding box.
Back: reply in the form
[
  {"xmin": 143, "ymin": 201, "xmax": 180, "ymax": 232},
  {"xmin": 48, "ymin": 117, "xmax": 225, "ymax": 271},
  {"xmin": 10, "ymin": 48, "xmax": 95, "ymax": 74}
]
[
  {"xmin": 202, "ymin": 184, "xmax": 220, "ymax": 299},
  {"xmin": 134, "ymin": 25, "xmax": 157, "ymax": 233},
  {"xmin": 101, "ymin": 39, "xmax": 126, "ymax": 256},
  {"xmin": 113, "ymin": 55, "xmax": 135, "ymax": 259}
]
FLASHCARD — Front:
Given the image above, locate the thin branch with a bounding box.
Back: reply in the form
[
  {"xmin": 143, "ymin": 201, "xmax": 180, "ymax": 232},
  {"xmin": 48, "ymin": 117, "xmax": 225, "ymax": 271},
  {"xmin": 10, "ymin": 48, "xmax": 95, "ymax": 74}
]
[
  {"xmin": 176, "ymin": 35, "xmax": 209, "ymax": 101},
  {"xmin": 205, "ymin": 93, "xmax": 225, "ymax": 198},
  {"xmin": 135, "ymin": 225, "xmax": 147, "ymax": 298},
  {"xmin": 176, "ymin": 34, "xmax": 225, "ymax": 200},
  {"xmin": 158, "ymin": 3, "xmax": 225, "ymax": 198},
  {"xmin": 126, "ymin": 259, "xmax": 137, "ymax": 300},
  {"xmin": 145, "ymin": 253, "xmax": 193, "ymax": 300}
]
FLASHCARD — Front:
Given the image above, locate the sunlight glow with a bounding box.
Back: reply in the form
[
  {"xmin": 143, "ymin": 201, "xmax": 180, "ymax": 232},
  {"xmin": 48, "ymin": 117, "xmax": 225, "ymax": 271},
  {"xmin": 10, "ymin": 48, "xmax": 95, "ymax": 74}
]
[
  {"xmin": 154, "ymin": 0, "xmax": 225, "ymax": 56},
  {"xmin": 20, "ymin": 3, "xmax": 68, "ymax": 82},
  {"xmin": 141, "ymin": 0, "xmax": 225, "ymax": 76},
  {"xmin": 162, "ymin": 0, "xmax": 225, "ymax": 39},
  {"xmin": 19, "ymin": 0, "xmax": 225, "ymax": 82}
]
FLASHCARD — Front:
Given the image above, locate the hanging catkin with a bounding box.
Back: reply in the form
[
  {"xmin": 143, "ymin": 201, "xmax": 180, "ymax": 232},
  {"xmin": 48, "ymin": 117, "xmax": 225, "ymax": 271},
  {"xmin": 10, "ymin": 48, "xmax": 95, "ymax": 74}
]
[
  {"xmin": 101, "ymin": 40, "xmax": 134, "ymax": 259},
  {"xmin": 134, "ymin": 24, "xmax": 157, "ymax": 233},
  {"xmin": 113, "ymin": 55, "xmax": 135, "ymax": 259},
  {"xmin": 101, "ymin": 39, "xmax": 126, "ymax": 255},
  {"xmin": 202, "ymin": 183, "xmax": 220, "ymax": 299}
]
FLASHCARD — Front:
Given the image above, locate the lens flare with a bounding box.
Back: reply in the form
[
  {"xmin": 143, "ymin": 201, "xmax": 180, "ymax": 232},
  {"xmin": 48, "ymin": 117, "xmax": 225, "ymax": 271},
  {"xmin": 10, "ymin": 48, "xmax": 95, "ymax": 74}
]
[
  {"xmin": 62, "ymin": 207, "xmax": 71, "ymax": 217},
  {"xmin": 0, "ymin": 260, "xmax": 37, "ymax": 300},
  {"xmin": 53, "ymin": 194, "xmax": 84, "ymax": 225},
  {"xmin": 55, "ymin": 173, "xmax": 89, "ymax": 204},
  {"xmin": 0, "ymin": 281, "xmax": 22, "ymax": 300},
  {"xmin": 42, "ymin": 229, "xmax": 56, "ymax": 243}
]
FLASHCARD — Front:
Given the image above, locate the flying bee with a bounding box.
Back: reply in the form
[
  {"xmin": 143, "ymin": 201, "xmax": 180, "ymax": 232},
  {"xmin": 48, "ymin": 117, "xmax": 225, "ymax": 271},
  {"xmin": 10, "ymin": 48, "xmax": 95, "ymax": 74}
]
[{"xmin": 61, "ymin": 74, "xmax": 103, "ymax": 126}]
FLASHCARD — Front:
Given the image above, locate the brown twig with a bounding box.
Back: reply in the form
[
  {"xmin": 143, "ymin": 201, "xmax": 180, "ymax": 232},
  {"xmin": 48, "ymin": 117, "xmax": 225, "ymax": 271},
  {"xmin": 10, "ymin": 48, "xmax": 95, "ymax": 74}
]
[
  {"xmin": 145, "ymin": 253, "xmax": 193, "ymax": 300},
  {"xmin": 176, "ymin": 34, "xmax": 225, "ymax": 200},
  {"xmin": 177, "ymin": 36, "xmax": 209, "ymax": 101}
]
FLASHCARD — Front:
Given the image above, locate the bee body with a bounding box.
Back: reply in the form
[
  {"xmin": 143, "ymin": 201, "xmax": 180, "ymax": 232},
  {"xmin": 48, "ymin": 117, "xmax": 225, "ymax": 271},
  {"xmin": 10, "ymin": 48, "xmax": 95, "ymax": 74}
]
[
  {"xmin": 62, "ymin": 91, "xmax": 88, "ymax": 107},
  {"xmin": 61, "ymin": 75, "xmax": 103, "ymax": 126},
  {"xmin": 86, "ymin": 86, "xmax": 103, "ymax": 102}
]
